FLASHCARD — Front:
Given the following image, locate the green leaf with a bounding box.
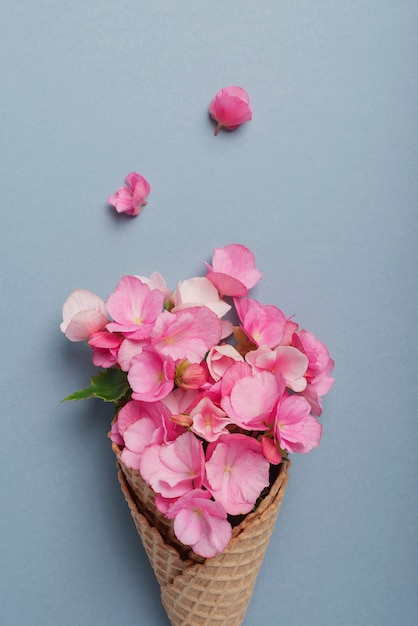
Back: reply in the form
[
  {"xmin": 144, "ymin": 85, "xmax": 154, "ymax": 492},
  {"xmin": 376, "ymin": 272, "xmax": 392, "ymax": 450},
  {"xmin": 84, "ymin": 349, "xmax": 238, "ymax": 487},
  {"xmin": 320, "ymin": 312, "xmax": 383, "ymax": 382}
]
[{"xmin": 63, "ymin": 368, "xmax": 130, "ymax": 403}]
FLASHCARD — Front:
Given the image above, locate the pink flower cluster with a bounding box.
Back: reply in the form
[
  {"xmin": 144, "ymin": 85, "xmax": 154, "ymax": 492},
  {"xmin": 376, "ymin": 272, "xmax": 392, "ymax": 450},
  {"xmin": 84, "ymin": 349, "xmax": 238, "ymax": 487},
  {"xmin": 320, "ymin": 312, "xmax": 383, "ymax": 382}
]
[{"xmin": 61, "ymin": 244, "xmax": 334, "ymax": 557}]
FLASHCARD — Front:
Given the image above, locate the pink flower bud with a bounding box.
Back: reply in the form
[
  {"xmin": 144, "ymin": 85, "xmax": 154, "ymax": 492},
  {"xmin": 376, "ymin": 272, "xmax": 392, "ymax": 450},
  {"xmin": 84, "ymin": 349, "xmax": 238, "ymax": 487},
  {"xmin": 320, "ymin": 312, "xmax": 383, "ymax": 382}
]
[
  {"xmin": 169, "ymin": 413, "xmax": 193, "ymax": 428},
  {"xmin": 209, "ymin": 86, "xmax": 252, "ymax": 136},
  {"xmin": 108, "ymin": 171, "xmax": 150, "ymax": 216},
  {"xmin": 175, "ymin": 360, "xmax": 207, "ymax": 390}
]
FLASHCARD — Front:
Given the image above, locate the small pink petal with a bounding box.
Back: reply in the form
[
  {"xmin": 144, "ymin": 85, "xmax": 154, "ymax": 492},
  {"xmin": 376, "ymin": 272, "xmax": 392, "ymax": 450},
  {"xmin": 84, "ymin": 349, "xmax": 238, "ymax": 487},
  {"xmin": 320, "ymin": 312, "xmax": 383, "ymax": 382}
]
[{"xmin": 261, "ymin": 436, "xmax": 282, "ymax": 465}]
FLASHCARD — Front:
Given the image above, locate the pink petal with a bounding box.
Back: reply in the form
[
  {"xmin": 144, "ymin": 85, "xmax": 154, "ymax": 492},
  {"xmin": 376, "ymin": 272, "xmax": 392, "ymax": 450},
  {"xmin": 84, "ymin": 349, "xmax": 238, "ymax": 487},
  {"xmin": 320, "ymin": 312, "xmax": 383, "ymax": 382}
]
[
  {"xmin": 206, "ymin": 244, "xmax": 262, "ymax": 297},
  {"xmin": 261, "ymin": 436, "xmax": 282, "ymax": 465},
  {"xmin": 64, "ymin": 310, "xmax": 109, "ymax": 342},
  {"xmin": 61, "ymin": 289, "xmax": 108, "ymax": 341}
]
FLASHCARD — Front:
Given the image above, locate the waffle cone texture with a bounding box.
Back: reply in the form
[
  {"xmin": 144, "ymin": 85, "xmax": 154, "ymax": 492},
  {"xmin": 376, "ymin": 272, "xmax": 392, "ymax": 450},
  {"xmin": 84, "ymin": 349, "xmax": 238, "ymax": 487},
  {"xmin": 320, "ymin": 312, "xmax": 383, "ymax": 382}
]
[{"xmin": 112, "ymin": 442, "xmax": 290, "ymax": 626}]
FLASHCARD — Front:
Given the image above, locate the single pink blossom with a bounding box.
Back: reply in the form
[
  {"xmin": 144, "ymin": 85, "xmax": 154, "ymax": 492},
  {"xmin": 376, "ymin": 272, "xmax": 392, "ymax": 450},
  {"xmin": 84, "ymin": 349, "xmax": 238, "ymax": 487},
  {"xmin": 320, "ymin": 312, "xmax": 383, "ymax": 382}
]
[
  {"xmin": 220, "ymin": 366, "xmax": 284, "ymax": 430},
  {"xmin": 60, "ymin": 289, "xmax": 108, "ymax": 342},
  {"xmin": 128, "ymin": 346, "xmax": 175, "ymax": 402},
  {"xmin": 209, "ymin": 86, "xmax": 252, "ymax": 136},
  {"xmin": 166, "ymin": 489, "xmax": 232, "ymax": 558},
  {"xmin": 140, "ymin": 431, "xmax": 205, "ymax": 499},
  {"xmin": 205, "ymin": 434, "xmax": 270, "ymax": 515},
  {"xmin": 190, "ymin": 396, "xmax": 231, "ymax": 442},
  {"xmin": 106, "ymin": 275, "xmax": 164, "ymax": 339},
  {"xmin": 274, "ymin": 393, "xmax": 322, "ymax": 454},
  {"xmin": 108, "ymin": 171, "xmax": 150, "ymax": 216},
  {"xmin": 151, "ymin": 306, "xmax": 222, "ymax": 363},
  {"xmin": 246, "ymin": 344, "xmax": 308, "ymax": 392},
  {"xmin": 206, "ymin": 344, "xmax": 244, "ymax": 382},
  {"xmin": 235, "ymin": 297, "xmax": 287, "ymax": 348},
  {"xmin": 206, "ymin": 244, "xmax": 262, "ymax": 297}
]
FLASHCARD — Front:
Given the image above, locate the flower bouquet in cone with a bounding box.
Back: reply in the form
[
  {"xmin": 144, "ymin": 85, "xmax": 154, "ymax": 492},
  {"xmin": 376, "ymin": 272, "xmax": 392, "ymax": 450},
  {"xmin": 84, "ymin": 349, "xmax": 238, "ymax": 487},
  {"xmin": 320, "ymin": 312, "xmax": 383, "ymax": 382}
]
[{"xmin": 61, "ymin": 243, "xmax": 334, "ymax": 626}]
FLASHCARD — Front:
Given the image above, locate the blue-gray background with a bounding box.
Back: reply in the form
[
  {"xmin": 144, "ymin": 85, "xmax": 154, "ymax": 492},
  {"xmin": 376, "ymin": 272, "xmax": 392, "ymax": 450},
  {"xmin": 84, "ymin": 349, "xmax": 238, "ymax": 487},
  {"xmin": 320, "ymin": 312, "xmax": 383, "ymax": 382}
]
[{"xmin": 1, "ymin": 1, "xmax": 417, "ymax": 625}]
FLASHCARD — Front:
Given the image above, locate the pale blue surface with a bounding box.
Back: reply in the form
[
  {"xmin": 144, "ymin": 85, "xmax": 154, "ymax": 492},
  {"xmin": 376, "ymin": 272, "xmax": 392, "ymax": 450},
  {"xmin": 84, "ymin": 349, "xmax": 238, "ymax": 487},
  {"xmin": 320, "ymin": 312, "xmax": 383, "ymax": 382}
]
[{"xmin": 1, "ymin": 2, "xmax": 418, "ymax": 625}]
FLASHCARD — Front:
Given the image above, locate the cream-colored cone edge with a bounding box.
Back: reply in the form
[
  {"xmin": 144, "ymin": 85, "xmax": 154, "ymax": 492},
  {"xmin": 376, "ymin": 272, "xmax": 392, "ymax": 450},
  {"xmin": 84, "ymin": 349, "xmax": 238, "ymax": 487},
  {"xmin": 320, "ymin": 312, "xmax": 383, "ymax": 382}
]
[{"xmin": 112, "ymin": 442, "xmax": 290, "ymax": 626}]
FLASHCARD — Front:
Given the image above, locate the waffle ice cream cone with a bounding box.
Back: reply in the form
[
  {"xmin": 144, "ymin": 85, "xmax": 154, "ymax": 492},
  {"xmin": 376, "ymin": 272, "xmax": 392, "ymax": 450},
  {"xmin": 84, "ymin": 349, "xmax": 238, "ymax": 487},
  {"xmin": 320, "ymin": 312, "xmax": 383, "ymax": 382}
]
[{"xmin": 112, "ymin": 442, "xmax": 290, "ymax": 626}]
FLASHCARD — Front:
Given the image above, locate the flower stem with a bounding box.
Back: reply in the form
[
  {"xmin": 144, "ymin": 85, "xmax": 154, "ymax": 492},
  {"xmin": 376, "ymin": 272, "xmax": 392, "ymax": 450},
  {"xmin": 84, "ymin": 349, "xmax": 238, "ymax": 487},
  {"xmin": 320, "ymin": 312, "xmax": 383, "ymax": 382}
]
[{"xmin": 214, "ymin": 122, "xmax": 222, "ymax": 136}]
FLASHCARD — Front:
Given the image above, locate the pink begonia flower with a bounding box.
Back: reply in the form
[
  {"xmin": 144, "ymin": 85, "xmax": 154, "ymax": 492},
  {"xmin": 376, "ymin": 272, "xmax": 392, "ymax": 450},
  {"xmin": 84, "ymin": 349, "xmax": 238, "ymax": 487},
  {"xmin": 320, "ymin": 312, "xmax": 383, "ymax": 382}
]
[
  {"xmin": 261, "ymin": 436, "xmax": 282, "ymax": 465},
  {"xmin": 206, "ymin": 344, "xmax": 244, "ymax": 382},
  {"xmin": 206, "ymin": 244, "xmax": 262, "ymax": 297},
  {"xmin": 140, "ymin": 432, "xmax": 205, "ymax": 499},
  {"xmin": 106, "ymin": 275, "xmax": 164, "ymax": 339},
  {"xmin": 274, "ymin": 394, "xmax": 322, "ymax": 454},
  {"xmin": 166, "ymin": 489, "xmax": 232, "ymax": 558},
  {"xmin": 205, "ymin": 434, "xmax": 270, "ymax": 515},
  {"xmin": 173, "ymin": 277, "xmax": 231, "ymax": 318},
  {"xmin": 235, "ymin": 297, "xmax": 287, "ymax": 348},
  {"xmin": 246, "ymin": 344, "xmax": 308, "ymax": 392},
  {"xmin": 190, "ymin": 396, "xmax": 231, "ymax": 442},
  {"xmin": 128, "ymin": 346, "xmax": 175, "ymax": 402},
  {"xmin": 151, "ymin": 306, "xmax": 222, "ymax": 363},
  {"xmin": 108, "ymin": 171, "xmax": 150, "ymax": 216},
  {"xmin": 209, "ymin": 86, "xmax": 252, "ymax": 136},
  {"xmin": 88, "ymin": 330, "xmax": 123, "ymax": 368},
  {"xmin": 221, "ymin": 365, "xmax": 284, "ymax": 430},
  {"xmin": 60, "ymin": 289, "xmax": 108, "ymax": 342},
  {"xmin": 120, "ymin": 401, "xmax": 182, "ymax": 470}
]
